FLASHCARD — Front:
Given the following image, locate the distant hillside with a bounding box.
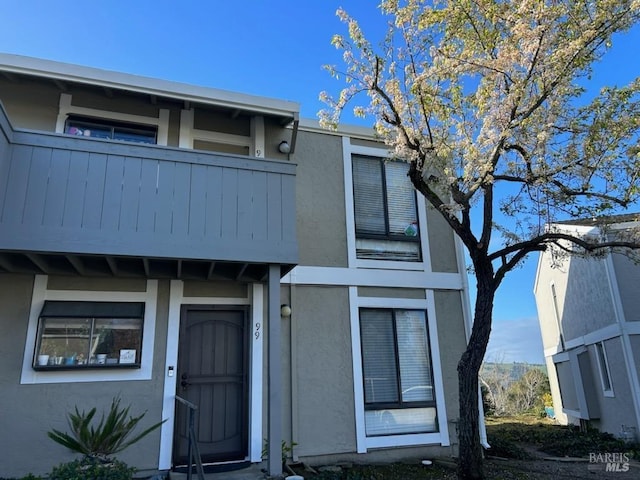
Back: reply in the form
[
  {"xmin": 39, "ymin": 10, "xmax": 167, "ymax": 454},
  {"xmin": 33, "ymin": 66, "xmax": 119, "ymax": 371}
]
[{"xmin": 481, "ymin": 362, "xmax": 547, "ymax": 383}]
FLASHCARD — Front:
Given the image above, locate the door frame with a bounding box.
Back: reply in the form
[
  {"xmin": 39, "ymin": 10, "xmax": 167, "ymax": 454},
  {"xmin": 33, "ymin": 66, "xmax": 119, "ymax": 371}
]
[
  {"xmin": 173, "ymin": 304, "xmax": 250, "ymax": 465},
  {"xmin": 158, "ymin": 281, "xmax": 264, "ymax": 470}
]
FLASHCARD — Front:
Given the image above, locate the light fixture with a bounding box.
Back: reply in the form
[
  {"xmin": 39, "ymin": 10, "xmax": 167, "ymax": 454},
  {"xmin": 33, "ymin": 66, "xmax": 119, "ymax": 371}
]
[
  {"xmin": 278, "ymin": 140, "xmax": 291, "ymax": 154},
  {"xmin": 280, "ymin": 304, "xmax": 292, "ymax": 318}
]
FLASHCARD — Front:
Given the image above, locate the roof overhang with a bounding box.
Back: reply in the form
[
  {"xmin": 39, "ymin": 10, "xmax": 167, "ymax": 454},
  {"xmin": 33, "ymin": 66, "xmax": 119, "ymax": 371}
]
[{"xmin": 0, "ymin": 53, "xmax": 300, "ymax": 125}]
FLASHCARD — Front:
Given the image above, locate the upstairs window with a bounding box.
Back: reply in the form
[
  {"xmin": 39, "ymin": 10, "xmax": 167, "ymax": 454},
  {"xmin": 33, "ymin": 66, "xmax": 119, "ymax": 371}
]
[
  {"xmin": 359, "ymin": 308, "xmax": 437, "ymax": 436},
  {"xmin": 65, "ymin": 115, "xmax": 157, "ymax": 144},
  {"xmin": 595, "ymin": 341, "xmax": 614, "ymax": 396},
  {"xmin": 33, "ymin": 301, "xmax": 144, "ymax": 370},
  {"xmin": 352, "ymin": 155, "xmax": 421, "ymax": 261}
]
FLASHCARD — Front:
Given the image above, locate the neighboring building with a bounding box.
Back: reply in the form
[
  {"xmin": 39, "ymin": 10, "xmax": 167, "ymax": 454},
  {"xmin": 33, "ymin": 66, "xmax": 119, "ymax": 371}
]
[
  {"xmin": 0, "ymin": 53, "xmax": 472, "ymax": 478},
  {"xmin": 534, "ymin": 215, "xmax": 640, "ymax": 441}
]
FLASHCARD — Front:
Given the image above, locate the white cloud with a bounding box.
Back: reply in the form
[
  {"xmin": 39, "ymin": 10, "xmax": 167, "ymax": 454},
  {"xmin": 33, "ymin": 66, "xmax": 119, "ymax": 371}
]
[{"xmin": 484, "ymin": 316, "xmax": 545, "ymax": 364}]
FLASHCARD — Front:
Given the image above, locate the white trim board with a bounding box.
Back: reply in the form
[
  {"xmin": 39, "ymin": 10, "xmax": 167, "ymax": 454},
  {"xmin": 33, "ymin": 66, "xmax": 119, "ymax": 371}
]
[
  {"xmin": 158, "ymin": 280, "xmax": 261, "ymax": 470},
  {"xmin": 282, "ymin": 266, "xmax": 463, "ymax": 290},
  {"xmin": 349, "ymin": 290, "xmax": 450, "ymax": 452},
  {"xmin": 20, "ymin": 275, "xmax": 158, "ymax": 385}
]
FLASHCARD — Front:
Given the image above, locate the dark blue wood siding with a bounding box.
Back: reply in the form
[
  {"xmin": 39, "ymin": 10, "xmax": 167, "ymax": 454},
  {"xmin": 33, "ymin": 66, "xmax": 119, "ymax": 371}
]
[{"xmin": 0, "ymin": 106, "xmax": 297, "ymax": 265}]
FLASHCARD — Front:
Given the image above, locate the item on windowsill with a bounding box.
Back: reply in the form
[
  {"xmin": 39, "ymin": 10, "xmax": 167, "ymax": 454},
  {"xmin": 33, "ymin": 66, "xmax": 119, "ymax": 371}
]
[
  {"xmin": 119, "ymin": 349, "xmax": 136, "ymax": 364},
  {"xmin": 106, "ymin": 358, "xmax": 118, "ymax": 364},
  {"xmin": 37, "ymin": 354, "xmax": 49, "ymax": 366},
  {"xmin": 96, "ymin": 354, "xmax": 107, "ymax": 365}
]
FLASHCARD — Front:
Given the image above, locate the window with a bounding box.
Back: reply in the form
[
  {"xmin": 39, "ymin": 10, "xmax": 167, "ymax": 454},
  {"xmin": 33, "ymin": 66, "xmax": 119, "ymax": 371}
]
[
  {"xmin": 33, "ymin": 301, "xmax": 144, "ymax": 370},
  {"xmin": 359, "ymin": 308, "xmax": 437, "ymax": 436},
  {"xmin": 352, "ymin": 155, "xmax": 421, "ymax": 261},
  {"xmin": 65, "ymin": 115, "xmax": 157, "ymax": 144},
  {"xmin": 595, "ymin": 342, "xmax": 614, "ymax": 396}
]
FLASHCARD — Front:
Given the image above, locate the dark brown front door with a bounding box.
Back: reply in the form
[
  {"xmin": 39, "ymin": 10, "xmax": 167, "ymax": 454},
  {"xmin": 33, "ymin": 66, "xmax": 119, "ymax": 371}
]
[{"xmin": 174, "ymin": 306, "xmax": 248, "ymax": 465}]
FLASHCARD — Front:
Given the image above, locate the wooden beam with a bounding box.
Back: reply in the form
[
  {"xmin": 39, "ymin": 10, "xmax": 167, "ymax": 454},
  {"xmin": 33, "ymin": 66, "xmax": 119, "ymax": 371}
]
[
  {"xmin": 65, "ymin": 255, "xmax": 85, "ymax": 275},
  {"xmin": 53, "ymin": 79, "xmax": 68, "ymax": 92},
  {"xmin": 177, "ymin": 259, "xmax": 183, "ymax": 278},
  {"xmin": 207, "ymin": 261, "xmax": 217, "ymax": 279},
  {"xmin": 26, "ymin": 253, "xmax": 50, "ymax": 274},
  {"xmin": 106, "ymin": 257, "xmax": 118, "ymax": 276},
  {"xmin": 1, "ymin": 71, "xmax": 19, "ymax": 83},
  {"xmin": 149, "ymin": 95, "xmax": 158, "ymax": 105},
  {"xmin": 0, "ymin": 254, "xmax": 14, "ymax": 271},
  {"xmin": 143, "ymin": 258, "xmax": 150, "ymax": 277},
  {"xmin": 103, "ymin": 87, "xmax": 114, "ymax": 98},
  {"xmin": 235, "ymin": 263, "xmax": 248, "ymax": 281}
]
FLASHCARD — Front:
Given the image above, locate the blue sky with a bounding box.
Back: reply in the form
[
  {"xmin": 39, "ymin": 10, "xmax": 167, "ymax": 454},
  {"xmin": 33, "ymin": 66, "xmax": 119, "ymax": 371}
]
[{"xmin": 2, "ymin": 1, "xmax": 639, "ymax": 365}]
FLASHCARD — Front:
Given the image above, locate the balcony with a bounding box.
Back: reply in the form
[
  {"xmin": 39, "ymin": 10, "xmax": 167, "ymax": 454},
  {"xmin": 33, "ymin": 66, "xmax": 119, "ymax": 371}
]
[{"xmin": 0, "ymin": 105, "xmax": 297, "ymax": 281}]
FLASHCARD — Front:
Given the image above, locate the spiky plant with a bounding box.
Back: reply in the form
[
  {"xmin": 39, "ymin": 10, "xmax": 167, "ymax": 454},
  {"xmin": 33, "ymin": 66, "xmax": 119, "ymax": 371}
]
[{"xmin": 47, "ymin": 396, "xmax": 165, "ymax": 462}]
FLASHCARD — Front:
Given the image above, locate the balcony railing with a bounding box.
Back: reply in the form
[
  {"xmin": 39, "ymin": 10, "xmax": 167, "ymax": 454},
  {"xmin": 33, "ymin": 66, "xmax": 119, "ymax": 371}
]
[{"xmin": 0, "ymin": 104, "xmax": 297, "ymax": 279}]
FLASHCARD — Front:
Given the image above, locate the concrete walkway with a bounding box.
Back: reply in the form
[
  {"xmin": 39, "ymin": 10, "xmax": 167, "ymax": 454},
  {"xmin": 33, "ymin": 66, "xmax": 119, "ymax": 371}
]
[{"xmin": 168, "ymin": 463, "xmax": 267, "ymax": 480}]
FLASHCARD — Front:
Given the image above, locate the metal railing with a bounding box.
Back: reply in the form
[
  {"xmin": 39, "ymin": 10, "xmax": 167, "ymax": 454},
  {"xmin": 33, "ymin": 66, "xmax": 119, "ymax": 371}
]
[{"xmin": 175, "ymin": 395, "xmax": 205, "ymax": 480}]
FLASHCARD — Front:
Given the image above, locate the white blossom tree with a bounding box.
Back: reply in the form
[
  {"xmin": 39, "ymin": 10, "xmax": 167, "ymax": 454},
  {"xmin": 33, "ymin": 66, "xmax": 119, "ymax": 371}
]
[{"xmin": 320, "ymin": 1, "xmax": 640, "ymax": 478}]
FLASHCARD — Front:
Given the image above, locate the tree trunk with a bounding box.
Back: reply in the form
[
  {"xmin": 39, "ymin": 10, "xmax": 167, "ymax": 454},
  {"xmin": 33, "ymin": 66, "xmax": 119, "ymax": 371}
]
[{"xmin": 457, "ymin": 270, "xmax": 496, "ymax": 480}]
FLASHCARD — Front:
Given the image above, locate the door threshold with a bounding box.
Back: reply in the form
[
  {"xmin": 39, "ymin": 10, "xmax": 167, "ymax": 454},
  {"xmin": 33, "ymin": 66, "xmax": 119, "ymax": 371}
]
[{"xmin": 173, "ymin": 460, "xmax": 252, "ymax": 474}]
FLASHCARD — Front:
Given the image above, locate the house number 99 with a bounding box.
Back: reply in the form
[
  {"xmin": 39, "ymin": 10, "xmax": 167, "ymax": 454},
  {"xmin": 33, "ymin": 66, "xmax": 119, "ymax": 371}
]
[{"xmin": 255, "ymin": 322, "xmax": 261, "ymax": 339}]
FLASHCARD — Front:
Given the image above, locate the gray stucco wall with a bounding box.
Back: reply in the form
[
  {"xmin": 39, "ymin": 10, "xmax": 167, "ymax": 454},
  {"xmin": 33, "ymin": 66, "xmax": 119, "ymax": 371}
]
[
  {"xmin": 544, "ymin": 255, "xmax": 617, "ymax": 342},
  {"xmin": 290, "ymin": 285, "xmax": 355, "ymax": 456},
  {"xmin": 357, "ymin": 286, "xmax": 426, "ymax": 299},
  {"xmin": 556, "ymin": 360, "xmax": 579, "ymax": 412},
  {"xmin": 611, "ymin": 253, "xmax": 640, "ymax": 322},
  {"xmin": 0, "ymin": 77, "xmax": 61, "ymax": 131},
  {"xmin": 590, "ymin": 338, "xmax": 638, "ymax": 436},
  {"xmin": 433, "ymin": 290, "xmax": 467, "ymax": 443},
  {"xmin": 630, "ymin": 335, "xmax": 640, "ymax": 383},
  {"xmin": 0, "ymin": 274, "xmax": 169, "ymax": 478},
  {"xmin": 426, "ymin": 206, "xmax": 459, "ymax": 273},
  {"xmin": 293, "ymin": 130, "xmax": 348, "ymax": 267}
]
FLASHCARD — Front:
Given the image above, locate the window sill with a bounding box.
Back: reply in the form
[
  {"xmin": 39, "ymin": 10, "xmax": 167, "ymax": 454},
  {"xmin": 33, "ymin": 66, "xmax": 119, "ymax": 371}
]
[{"xmin": 33, "ymin": 364, "xmax": 141, "ymax": 372}]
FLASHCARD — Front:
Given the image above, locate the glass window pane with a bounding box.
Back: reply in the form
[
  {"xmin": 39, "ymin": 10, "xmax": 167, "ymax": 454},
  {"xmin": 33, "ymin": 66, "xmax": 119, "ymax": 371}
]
[
  {"xmin": 360, "ymin": 309, "xmax": 398, "ymax": 404},
  {"xmin": 385, "ymin": 162, "xmax": 418, "ymax": 236},
  {"xmin": 356, "ymin": 238, "xmax": 421, "ymax": 262},
  {"xmin": 396, "ymin": 310, "xmax": 434, "ymax": 402},
  {"xmin": 353, "ymin": 156, "xmax": 386, "ymax": 235},
  {"xmin": 93, "ymin": 318, "xmax": 143, "ymax": 365},
  {"xmin": 37, "ymin": 317, "xmax": 91, "ymax": 365},
  {"xmin": 113, "ymin": 129, "xmax": 156, "ymax": 144},
  {"xmin": 365, "ymin": 407, "xmax": 437, "ymax": 436}
]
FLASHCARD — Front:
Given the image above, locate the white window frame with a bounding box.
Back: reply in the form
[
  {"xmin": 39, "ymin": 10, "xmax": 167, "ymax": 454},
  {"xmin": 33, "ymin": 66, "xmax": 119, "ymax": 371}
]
[
  {"xmin": 349, "ymin": 288, "xmax": 449, "ymax": 452},
  {"xmin": 20, "ymin": 275, "xmax": 158, "ymax": 384},
  {"xmin": 595, "ymin": 341, "xmax": 615, "ymax": 397},
  {"xmin": 56, "ymin": 93, "xmax": 169, "ymax": 146},
  {"xmin": 343, "ymin": 139, "xmax": 431, "ymax": 271}
]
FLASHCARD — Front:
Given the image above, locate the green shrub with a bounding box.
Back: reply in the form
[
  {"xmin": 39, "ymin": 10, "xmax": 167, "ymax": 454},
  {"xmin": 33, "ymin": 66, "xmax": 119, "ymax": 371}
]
[
  {"xmin": 48, "ymin": 457, "xmax": 135, "ymax": 480},
  {"xmin": 47, "ymin": 396, "xmax": 165, "ymax": 462}
]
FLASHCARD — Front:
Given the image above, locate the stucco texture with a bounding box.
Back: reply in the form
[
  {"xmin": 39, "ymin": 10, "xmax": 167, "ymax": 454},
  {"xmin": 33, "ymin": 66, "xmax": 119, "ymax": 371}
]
[
  {"xmin": 0, "ymin": 274, "xmax": 169, "ymax": 478},
  {"xmin": 537, "ymin": 253, "xmax": 617, "ymax": 344},
  {"xmin": 293, "ymin": 131, "xmax": 348, "ymax": 268},
  {"xmin": 290, "ymin": 285, "xmax": 356, "ymax": 457},
  {"xmin": 433, "ymin": 290, "xmax": 466, "ymax": 445},
  {"xmin": 611, "ymin": 253, "xmax": 640, "ymax": 322},
  {"xmin": 590, "ymin": 338, "xmax": 639, "ymax": 436}
]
